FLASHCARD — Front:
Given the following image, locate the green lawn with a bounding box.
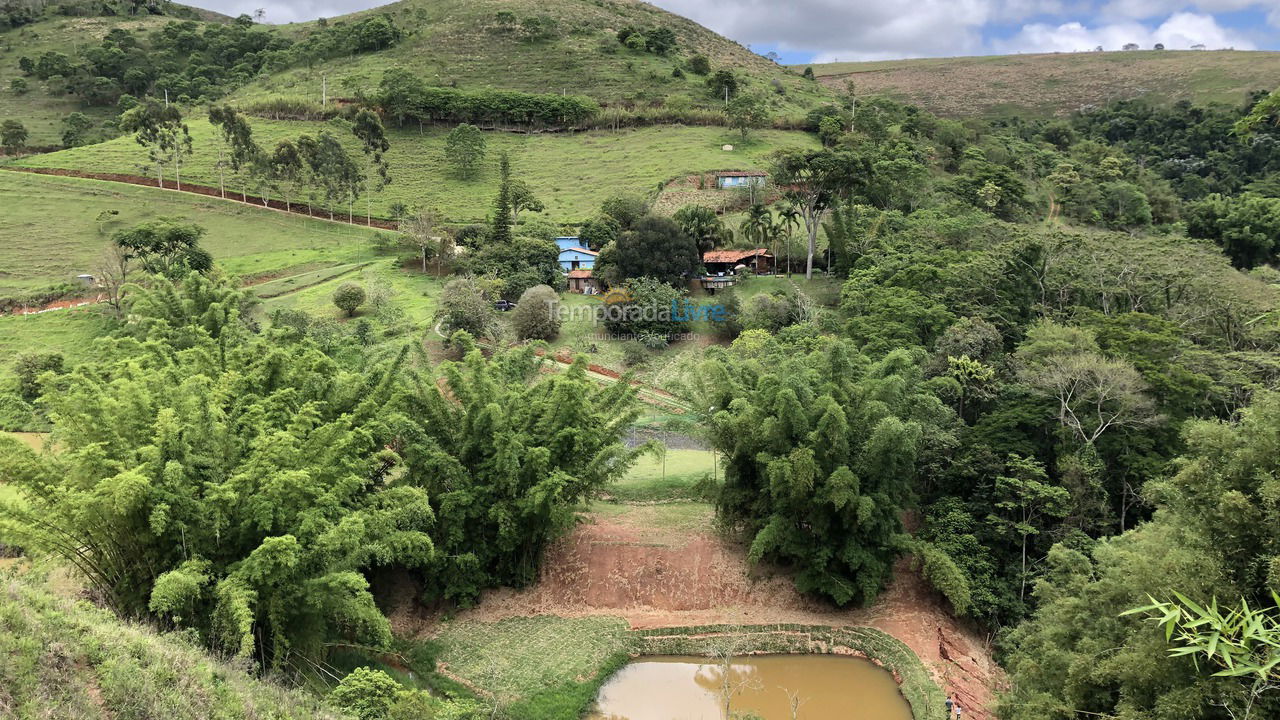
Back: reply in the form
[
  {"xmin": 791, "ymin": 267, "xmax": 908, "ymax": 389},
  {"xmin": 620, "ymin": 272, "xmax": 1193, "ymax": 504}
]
[
  {"xmin": 608, "ymin": 447, "xmax": 715, "ymax": 501},
  {"xmin": 14, "ymin": 120, "xmax": 818, "ymax": 224},
  {"xmin": 430, "ymin": 615, "xmax": 632, "ymax": 716},
  {"xmin": 0, "ymin": 171, "xmax": 385, "ymax": 296},
  {"xmin": 0, "ymin": 308, "xmax": 112, "ymax": 371}
]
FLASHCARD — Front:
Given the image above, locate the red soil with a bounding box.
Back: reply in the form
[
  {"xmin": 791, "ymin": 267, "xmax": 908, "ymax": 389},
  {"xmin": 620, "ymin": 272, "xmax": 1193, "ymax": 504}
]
[{"xmin": 403, "ymin": 509, "xmax": 1005, "ymax": 718}]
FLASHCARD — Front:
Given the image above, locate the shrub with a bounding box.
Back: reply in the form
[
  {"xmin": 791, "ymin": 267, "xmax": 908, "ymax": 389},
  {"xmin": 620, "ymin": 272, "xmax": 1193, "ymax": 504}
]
[
  {"xmin": 621, "ymin": 340, "xmax": 649, "ymax": 367},
  {"xmin": 332, "ymin": 282, "xmax": 367, "ymax": 317},
  {"xmin": 511, "ymin": 284, "xmax": 561, "ymax": 341},
  {"xmin": 378, "ymin": 70, "xmax": 598, "ymax": 129},
  {"xmin": 13, "ymin": 352, "xmax": 63, "ymax": 401},
  {"xmin": 602, "ymin": 277, "xmax": 691, "ymax": 339},
  {"xmin": 9, "ymin": 77, "xmax": 26, "ymax": 94},
  {"xmin": 687, "ymin": 54, "xmax": 711, "ymax": 75},
  {"xmin": 438, "ymin": 277, "xmax": 497, "ymax": 338},
  {"xmin": 330, "ymin": 667, "xmax": 400, "ymax": 720}
]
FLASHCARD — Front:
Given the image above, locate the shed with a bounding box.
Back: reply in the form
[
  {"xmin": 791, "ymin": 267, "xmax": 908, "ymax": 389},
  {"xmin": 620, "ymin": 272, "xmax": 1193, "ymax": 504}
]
[
  {"xmin": 703, "ymin": 248, "xmax": 774, "ymax": 276},
  {"xmin": 566, "ymin": 268, "xmax": 597, "ymax": 294},
  {"xmin": 715, "ymin": 171, "xmax": 767, "ymax": 189}
]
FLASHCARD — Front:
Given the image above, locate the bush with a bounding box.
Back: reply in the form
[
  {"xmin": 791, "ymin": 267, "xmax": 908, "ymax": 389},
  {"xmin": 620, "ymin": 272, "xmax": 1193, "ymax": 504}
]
[
  {"xmin": 621, "ymin": 340, "xmax": 649, "ymax": 367},
  {"xmin": 438, "ymin": 277, "xmax": 497, "ymax": 338},
  {"xmin": 687, "ymin": 54, "xmax": 711, "ymax": 75},
  {"xmin": 378, "ymin": 70, "xmax": 598, "ymax": 129},
  {"xmin": 600, "ymin": 193, "xmax": 649, "ymax": 230},
  {"xmin": 332, "ymin": 282, "xmax": 367, "ymax": 317},
  {"xmin": 9, "ymin": 77, "xmax": 26, "ymax": 94},
  {"xmin": 330, "ymin": 667, "xmax": 400, "ymax": 720},
  {"xmin": 602, "ymin": 277, "xmax": 691, "ymax": 339},
  {"xmin": 13, "ymin": 352, "xmax": 63, "ymax": 401},
  {"xmin": 511, "ymin": 284, "xmax": 561, "ymax": 341}
]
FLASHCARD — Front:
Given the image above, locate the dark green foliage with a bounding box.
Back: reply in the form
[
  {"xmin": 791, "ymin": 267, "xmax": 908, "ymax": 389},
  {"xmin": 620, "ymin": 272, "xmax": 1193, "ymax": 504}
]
[
  {"xmin": 706, "ymin": 69, "xmax": 738, "ymax": 99},
  {"xmin": 330, "ymin": 667, "xmax": 400, "ymax": 720},
  {"xmin": 112, "ymin": 218, "xmax": 211, "ymax": 277},
  {"xmin": 1186, "ymin": 192, "xmax": 1280, "ymax": 269},
  {"xmin": 491, "ymin": 152, "xmax": 514, "ymax": 243},
  {"xmin": 600, "ymin": 192, "xmax": 649, "ymax": 230},
  {"xmin": 377, "ymin": 69, "xmax": 599, "ymax": 129},
  {"xmin": 689, "ymin": 339, "xmax": 956, "ymax": 605},
  {"xmin": 672, "ymin": 204, "xmax": 730, "ymax": 252},
  {"xmin": 462, "ymin": 234, "xmax": 561, "ymax": 301},
  {"xmin": 578, "ymin": 215, "xmax": 620, "ymax": 250},
  {"xmin": 438, "ymin": 277, "xmax": 498, "ymax": 338},
  {"xmin": 60, "ymin": 111, "xmax": 95, "ymax": 147},
  {"xmin": 600, "ymin": 214, "xmax": 701, "ymax": 286},
  {"xmin": 687, "ymin": 54, "xmax": 711, "ymax": 75},
  {"xmin": 0, "ymin": 275, "xmax": 434, "ymax": 670},
  {"xmin": 395, "ymin": 346, "xmax": 646, "ymax": 603},
  {"xmin": 0, "ymin": 119, "xmax": 27, "ymax": 153},
  {"xmin": 615, "ymin": 25, "xmax": 676, "ymax": 55},
  {"xmin": 13, "ymin": 352, "xmax": 64, "ymax": 401},
  {"xmin": 801, "ymin": 66, "xmax": 816, "ymax": 81}
]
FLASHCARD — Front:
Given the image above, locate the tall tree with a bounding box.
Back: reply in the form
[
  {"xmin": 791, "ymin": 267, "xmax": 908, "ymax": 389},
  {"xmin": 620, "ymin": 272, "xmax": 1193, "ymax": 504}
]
[
  {"xmin": 1, "ymin": 119, "xmax": 28, "ymax": 155},
  {"xmin": 120, "ymin": 101, "xmax": 193, "ymax": 190},
  {"xmin": 351, "ymin": 108, "xmax": 390, "ymax": 225},
  {"xmin": 267, "ymin": 139, "xmax": 304, "ymax": 213},
  {"xmin": 444, "ymin": 122, "xmax": 486, "ymax": 179},
  {"xmin": 769, "ymin": 148, "xmax": 858, "ymax": 278},
  {"xmin": 491, "ymin": 152, "xmax": 514, "ymax": 244},
  {"xmin": 208, "ymin": 105, "xmax": 257, "ymax": 200}
]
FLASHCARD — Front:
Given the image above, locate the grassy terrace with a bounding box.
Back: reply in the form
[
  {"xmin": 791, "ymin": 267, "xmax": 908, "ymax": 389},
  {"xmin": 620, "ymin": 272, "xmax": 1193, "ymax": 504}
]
[{"xmin": 12, "ymin": 120, "xmax": 817, "ymax": 223}]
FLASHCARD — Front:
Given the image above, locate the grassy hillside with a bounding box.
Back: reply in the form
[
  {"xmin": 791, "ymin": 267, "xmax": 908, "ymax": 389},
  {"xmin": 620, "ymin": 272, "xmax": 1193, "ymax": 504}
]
[
  {"xmin": 13, "ymin": 119, "xmax": 818, "ymax": 222},
  {"xmin": 0, "ymin": 171, "xmax": 384, "ymax": 296},
  {"xmin": 0, "ymin": 567, "xmax": 346, "ymax": 719},
  {"xmin": 801, "ymin": 50, "xmax": 1280, "ymax": 117},
  {"xmin": 238, "ymin": 0, "xmax": 827, "ymax": 115},
  {"xmin": 0, "ymin": 15, "xmax": 182, "ymax": 145}
]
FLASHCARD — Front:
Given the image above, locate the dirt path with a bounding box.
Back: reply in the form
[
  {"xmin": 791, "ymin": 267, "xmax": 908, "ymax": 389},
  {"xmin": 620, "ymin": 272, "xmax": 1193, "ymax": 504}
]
[{"xmin": 398, "ymin": 504, "xmax": 1004, "ymax": 718}]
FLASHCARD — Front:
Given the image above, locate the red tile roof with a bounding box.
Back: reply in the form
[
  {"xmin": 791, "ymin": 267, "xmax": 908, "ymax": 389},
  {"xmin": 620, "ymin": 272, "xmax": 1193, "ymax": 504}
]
[
  {"xmin": 567, "ymin": 268, "xmax": 593, "ymax": 279},
  {"xmin": 703, "ymin": 248, "xmax": 773, "ymax": 264}
]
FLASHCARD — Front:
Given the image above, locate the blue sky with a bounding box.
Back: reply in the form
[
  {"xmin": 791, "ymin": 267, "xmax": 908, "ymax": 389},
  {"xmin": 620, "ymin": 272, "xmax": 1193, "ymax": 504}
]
[{"xmin": 194, "ymin": 0, "xmax": 1280, "ymax": 61}]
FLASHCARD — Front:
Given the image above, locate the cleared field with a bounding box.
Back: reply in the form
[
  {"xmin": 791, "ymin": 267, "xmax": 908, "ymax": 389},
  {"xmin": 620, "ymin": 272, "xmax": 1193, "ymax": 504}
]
[
  {"xmin": 608, "ymin": 447, "xmax": 715, "ymax": 501},
  {"xmin": 801, "ymin": 49, "xmax": 1280, "ymax": 117},
  {"xmin": 431, "ymin": 615, "xmax": 632, "ymax": 715},
  {"xmin": 13, "ymin": 120, "xmax": 818, "ymax": 223},
  {"xmin": 0, "ymin": 171, "xmax": 384, "ymax": 295},
  {"xmin": 0, "ymin": 308, "xmax": 112, "ymax": 373}
]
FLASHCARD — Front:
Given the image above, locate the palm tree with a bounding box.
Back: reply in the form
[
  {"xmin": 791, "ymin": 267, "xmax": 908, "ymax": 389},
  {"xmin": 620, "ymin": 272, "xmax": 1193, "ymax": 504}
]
[
  {"xmin": 778, "ymin": 205, "xmax": 801, "ymax": 276},
  {"xmin": 739, "ymin": 204, "xmax": 773, "ymax": 251}
]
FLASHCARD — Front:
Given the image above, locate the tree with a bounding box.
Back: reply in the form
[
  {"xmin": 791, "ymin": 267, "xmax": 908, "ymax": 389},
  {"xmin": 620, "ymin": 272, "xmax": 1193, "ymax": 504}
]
[
  {"xmin": 578, "ymin": 215, "xmax": 620, "ymax": 250},
  {"xmin": 438, "ymin": 277, "xmax": 497, "ymax": 338},
  {"xmin": 769, "ymin": 148, "xmax": 858, "ymax": 279},
  {"xmin": 330, "ymin": 668, "xmax": 399, "ymax": 720},
  {"xmin": 0, "ymin": 119, "xmax": 26, "ymax": 155},
  {"xmin": 511, "ymin": 284, "xmax": 561, "ymax": 340},
  {"xmin": 988, "ymin": 454, "xmax": 1069, "ymax": 603},
  {"xmin": 94, "ymin": 242, "xmax": 133, "ymax": 319},
  {"xmin": 725, "ymin": 93, "xmax": 771, "ymax": 141},
  {"xmin": 399, "ymin": 207, "xmax": 444, "ymax": 273},
  {"xmin": 208, "ymin": 105, "xmax": 257, "ymax": 200},
  {"xmin": 332, "ymin": 282, "xmax": 366, "ymax": 317},
  {"xmin": 600, "ymin": 193, "xmax": 649, "ymax": 230},
  {"xmin": 444, "ymin": 123, "xmax": 486, "ymax": 179},
  {"xmin": 508, "ymin": 179, "xmax": 543, "ymax": 223},
  {"xmin": 1236, "ymin": 87, "xmax": 1280, "ymax": 136},
  {"xmin": 491, "ymin": 152, "xmax": 514, "ymax": 244},
  {"xmin": 298, "ymin": 132, "xmax": 359, "ymax": 220},
  {"xmin": 673, "ymin": 204, "xmax": 731, "ymax": 252},
  {"xmin": 739, "ymin": 204, "xmax": 775, "ymax": 255},
  {"xmin": 121, "ymin": 101, "xmax": 192, "ymax": 190},
  {"xmin": 1015, "ymin": 321, "xmax": 1160, "ymax": 446},
  {"xmin": 61, "ymin": 112, "xmax": 94, "ymax": 148},
  {"xmin": 1187, "ymin": 193, "xmax": 1280, "ymax": 269},
  {"xmin": 601, "ymin": 276, "xmax": 691, "ymax": 340},
  {"xmin": 706, "ymin": 69, "xmax": 738, "ymax": 100},
  {"xmin": 603, "ymin": 214, "xmax": 701, "ymax": 286},
  {"xmin": 112, "ymin": 219, "xmax": 212, "ymax": 277},
  {"xmin": 352, "ymin": 109, "xmax": 391, "ymax": 225},
  {"xmin": 267, "ymin": 139, "xmax": 304, "ymax": 212},
  {"xmin": 688, "ymin": 54, "xmax": 711, "ymax": 75}
]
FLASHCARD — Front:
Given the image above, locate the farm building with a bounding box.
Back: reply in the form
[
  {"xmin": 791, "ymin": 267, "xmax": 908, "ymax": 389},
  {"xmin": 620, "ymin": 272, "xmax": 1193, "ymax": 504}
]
[
  {"xmin": 703, "ymin": 248, "xmax": 774, "ymax": 275},
  {"xmin": 555, "ymin": 237, "xmax": 597, "ymax": 271},
  {"xmin": 715, "ymin": 171, "xmax": 767, "ymax": 189},
  {"xmin": 566, "ymin": 268, "xmax": 597, "ymax": 294}
]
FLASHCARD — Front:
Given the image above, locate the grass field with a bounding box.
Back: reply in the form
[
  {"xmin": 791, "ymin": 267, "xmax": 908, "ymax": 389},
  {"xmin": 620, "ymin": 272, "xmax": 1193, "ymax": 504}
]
[
  {"xmin": 800, "ymin": 49, "xmax": 1280, "ymax": 117},
  {"xmin": 431, "ymin": 614, "xmax": 632, "ymax": 716},
  {"xmin": 13, "ymin": 119, "xmax": 817, "ymax": 224},
  {"xmin": 608, "ymin": 447, "xmax": 715, "ymax": 501},
  {"xmin": 0, "ymin": 172, "xmax": 385, "ymax": 296}
]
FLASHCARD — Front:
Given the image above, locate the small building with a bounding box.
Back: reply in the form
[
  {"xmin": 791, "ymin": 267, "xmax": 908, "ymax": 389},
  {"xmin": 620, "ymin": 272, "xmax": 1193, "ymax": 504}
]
[
  {"xmin": 566, "ymin": 268, "xmax": 598, "ymax": 294},
  {"xmin": 703, "ymin": 248, "xmax": 774, "ymax": 276},
  {"xmin": 715, "ymin": 171, "xmax": 767, "ymax": 189},
  {"xmin": 555, "ymin": 236, "xmax": 598, "ymax": 271}
]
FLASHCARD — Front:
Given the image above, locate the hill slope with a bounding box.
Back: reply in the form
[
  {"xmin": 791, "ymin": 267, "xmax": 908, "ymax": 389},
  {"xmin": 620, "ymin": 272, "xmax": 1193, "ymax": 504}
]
[
  {"xmin": 800, "ymin": 50, "xmax": 1280, "ymax": 117},
  {"xmin": 234, "ymin": 0, "xmax": 827, "ymax": 114}
]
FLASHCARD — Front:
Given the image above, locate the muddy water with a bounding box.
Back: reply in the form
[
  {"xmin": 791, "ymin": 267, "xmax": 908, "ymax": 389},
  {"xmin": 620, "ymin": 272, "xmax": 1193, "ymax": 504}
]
[{"xmin": 588, "ymin": 654, "xmax": 913, "ymax": 720}]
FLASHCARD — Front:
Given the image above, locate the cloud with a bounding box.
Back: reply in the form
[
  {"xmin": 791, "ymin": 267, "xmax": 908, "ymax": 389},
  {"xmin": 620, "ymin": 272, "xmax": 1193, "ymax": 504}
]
[{"xmin": 996, "ymin": 10, "xmax": 1256, "ymax": 51}]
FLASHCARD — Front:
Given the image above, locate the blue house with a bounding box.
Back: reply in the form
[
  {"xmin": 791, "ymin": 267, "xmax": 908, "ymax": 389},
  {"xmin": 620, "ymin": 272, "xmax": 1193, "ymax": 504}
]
[{"xmin": 555, "ymin": 237, "xmax": 597, "ymax": 271}]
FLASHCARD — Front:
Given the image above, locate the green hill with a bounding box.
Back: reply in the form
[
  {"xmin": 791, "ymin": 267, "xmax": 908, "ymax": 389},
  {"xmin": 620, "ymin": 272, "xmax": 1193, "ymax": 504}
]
[
  {"xmin": 238, "ymin": 0, "xmax": 826, "ymax": 115},
  {"xmin": 800, "ymin": 50, "xmax": 1280, "ymax": 118}
]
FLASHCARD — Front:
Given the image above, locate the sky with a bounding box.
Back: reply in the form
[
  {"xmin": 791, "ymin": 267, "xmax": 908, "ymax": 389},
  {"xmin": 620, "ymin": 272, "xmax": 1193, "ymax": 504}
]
[{"xmin": 190, "ymin": 0, "xmax": 1280, "ymax": 62}]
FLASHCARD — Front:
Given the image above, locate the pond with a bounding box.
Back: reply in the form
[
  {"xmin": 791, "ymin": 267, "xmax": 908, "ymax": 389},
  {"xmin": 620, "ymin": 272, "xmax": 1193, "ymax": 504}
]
[{"xmin": 588, "ymin": 654, "xmax": 913, "ymax": 720}]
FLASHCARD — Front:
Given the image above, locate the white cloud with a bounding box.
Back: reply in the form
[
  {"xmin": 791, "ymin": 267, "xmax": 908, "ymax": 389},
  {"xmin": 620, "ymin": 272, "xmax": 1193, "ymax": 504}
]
[{"xmin": 996, "ymin": 10, "xmax": 1257, "ymax": 51}]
